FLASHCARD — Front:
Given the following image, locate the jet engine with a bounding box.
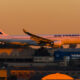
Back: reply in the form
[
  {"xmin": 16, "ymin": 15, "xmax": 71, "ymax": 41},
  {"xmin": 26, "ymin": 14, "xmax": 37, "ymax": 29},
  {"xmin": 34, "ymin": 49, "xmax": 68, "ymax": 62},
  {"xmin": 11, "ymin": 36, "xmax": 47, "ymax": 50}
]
[
  {"xmin": 52, "ymin": 40, "xmax": 62, "ymax": 47},
  {"xmin": 51, "ymin": 40, "xmax": 62, "ymax": 47}
]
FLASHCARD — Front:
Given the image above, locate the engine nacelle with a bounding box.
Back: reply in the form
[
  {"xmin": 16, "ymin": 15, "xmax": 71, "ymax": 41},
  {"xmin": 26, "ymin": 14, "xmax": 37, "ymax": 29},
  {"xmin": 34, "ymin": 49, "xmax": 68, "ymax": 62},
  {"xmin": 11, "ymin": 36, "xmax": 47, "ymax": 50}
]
[{"xmin": 53, "ymin": 40, "xmax": 62, "ymax": 47}]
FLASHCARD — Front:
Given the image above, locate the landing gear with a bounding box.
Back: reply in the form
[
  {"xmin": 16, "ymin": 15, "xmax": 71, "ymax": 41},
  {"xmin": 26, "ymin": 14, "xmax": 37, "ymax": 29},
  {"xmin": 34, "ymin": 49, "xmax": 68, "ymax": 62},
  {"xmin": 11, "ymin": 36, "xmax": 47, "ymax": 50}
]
[
  {"xmin": 59, "ymin": 46, "xmax": 63, "ymax": 49},
  {"xmin": 34, "ymin": 46, "xmax": 50, "ymax": 56},
  {"xmin": 69, "ymin": 44, "xmax": 77, "ymax": 48}
]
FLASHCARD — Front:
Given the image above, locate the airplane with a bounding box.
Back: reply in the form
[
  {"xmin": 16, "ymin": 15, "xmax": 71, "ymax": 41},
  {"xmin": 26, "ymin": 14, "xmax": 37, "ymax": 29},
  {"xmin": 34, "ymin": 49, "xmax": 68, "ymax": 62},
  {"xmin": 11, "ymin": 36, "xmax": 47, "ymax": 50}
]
[
  {"xmin": 0, "ymin": 29, "xmax": 38, "ymax": 46},
  {"xmin": 0, "ymin": 29, "xmax": 80, "ymax": 48}
]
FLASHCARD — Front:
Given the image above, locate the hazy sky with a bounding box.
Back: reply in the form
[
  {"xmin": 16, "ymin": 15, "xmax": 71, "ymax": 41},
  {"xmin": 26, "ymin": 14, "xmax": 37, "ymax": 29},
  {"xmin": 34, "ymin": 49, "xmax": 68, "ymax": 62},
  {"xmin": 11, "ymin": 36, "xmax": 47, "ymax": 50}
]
[{"xmin": 0, "ymin": 0, "xmax": 80, "ymax": 35}]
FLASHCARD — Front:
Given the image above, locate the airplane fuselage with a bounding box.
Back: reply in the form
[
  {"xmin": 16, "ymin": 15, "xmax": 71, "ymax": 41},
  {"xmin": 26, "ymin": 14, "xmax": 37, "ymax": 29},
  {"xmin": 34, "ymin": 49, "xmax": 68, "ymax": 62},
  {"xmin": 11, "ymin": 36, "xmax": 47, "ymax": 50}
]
[{"xmin": 0, "ymin": 34, "xmax": 80, "ymax": 47}]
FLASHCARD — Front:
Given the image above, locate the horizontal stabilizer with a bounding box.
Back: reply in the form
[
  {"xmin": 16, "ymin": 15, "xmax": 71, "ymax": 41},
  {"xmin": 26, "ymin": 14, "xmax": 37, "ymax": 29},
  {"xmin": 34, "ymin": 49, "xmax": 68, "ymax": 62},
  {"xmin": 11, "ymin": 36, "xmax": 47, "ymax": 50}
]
[{"xmin": 0, "ymin": 29, "xmax": 8, "ymax": 35}]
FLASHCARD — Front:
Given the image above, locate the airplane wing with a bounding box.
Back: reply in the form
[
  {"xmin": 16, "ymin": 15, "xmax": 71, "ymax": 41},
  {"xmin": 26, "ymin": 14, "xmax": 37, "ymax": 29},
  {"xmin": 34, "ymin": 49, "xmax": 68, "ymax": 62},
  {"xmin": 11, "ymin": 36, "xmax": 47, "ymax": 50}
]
[
  {"xmin": 23, "ymin": 29, "xmax": 54, "ymax": 47},
  {"xmin": 0, "ymin": 29, "xmax": 62, "ymax": 48}
]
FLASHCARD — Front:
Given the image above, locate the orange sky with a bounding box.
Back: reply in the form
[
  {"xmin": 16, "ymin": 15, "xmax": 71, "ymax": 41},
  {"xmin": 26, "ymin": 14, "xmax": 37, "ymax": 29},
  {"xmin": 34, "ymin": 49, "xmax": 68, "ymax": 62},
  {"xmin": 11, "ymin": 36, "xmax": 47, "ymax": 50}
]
[{"xmin": 0, "ymin": 0, "xmax": 80, "ymax": 35}]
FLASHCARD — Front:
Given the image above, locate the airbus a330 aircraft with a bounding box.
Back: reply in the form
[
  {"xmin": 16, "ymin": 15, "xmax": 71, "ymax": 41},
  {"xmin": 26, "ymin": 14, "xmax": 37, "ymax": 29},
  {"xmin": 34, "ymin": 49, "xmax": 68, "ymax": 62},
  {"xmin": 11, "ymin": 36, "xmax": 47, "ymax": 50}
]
[{"xmin": 0, "ymin": 29, "xmax": 80, "ymax": 48}]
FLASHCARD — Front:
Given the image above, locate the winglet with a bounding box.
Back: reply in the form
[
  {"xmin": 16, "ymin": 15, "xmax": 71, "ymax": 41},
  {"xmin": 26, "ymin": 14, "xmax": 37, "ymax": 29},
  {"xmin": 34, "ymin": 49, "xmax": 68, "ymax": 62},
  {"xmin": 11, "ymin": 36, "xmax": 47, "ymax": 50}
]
[
  {"xmin": 23, "ymin": 28, "xmax": 27, "ymax": 33},
  {"xmin": 23, "ymin": 29, "xmax": 32, "ymax": 36}
]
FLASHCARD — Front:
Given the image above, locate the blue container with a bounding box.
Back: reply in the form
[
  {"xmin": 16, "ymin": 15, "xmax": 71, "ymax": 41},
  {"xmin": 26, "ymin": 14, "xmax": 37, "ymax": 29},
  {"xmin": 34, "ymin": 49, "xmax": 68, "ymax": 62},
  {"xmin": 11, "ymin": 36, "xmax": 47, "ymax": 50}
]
[{"xmin": 54, "ymin": 49, "xmax": 80, "ymax": 62}]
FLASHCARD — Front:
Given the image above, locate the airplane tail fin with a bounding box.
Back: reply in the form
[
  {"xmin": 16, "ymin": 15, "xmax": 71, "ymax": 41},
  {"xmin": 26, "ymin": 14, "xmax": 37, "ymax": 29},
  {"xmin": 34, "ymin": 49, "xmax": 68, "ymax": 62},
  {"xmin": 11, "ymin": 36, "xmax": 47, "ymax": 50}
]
[{"xmin": 0, "ymin": 29, "xmax": 8, "ymax": 36}]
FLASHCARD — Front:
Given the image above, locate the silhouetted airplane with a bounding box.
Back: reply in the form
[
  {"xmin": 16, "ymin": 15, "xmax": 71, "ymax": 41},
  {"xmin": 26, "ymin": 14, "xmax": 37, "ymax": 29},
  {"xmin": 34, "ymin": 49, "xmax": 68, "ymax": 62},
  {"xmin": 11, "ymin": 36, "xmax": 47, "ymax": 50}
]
[{"xmin": 0, "ymin": 29, "xmax": 80, "ymax": 48}]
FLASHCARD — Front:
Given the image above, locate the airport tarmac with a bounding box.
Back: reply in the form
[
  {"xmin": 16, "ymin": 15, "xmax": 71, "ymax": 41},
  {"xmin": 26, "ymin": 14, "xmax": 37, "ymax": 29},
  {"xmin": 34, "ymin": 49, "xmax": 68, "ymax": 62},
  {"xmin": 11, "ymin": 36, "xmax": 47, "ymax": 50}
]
[{"xmin": 0, "ymin": 46, "xmax": 80, "ymax": 79}]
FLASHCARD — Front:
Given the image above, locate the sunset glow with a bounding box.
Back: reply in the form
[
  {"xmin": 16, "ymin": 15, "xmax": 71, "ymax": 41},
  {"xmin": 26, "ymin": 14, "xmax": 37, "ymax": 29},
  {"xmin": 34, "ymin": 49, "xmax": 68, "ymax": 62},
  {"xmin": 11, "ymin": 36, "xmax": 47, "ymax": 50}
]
[{"xmin": 0, "ymin": 0, "xmax": 80, "ymax": 35}]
